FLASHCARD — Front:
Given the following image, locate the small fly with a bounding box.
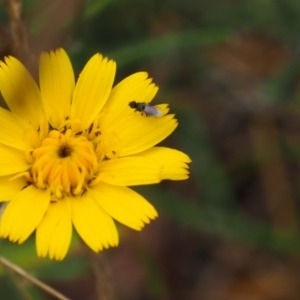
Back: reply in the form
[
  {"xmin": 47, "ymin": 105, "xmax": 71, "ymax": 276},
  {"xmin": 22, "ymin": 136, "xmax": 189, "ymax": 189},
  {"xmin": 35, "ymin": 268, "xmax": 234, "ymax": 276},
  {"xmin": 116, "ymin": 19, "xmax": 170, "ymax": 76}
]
[{"xmin": 129, "ymin": 101, "xmax": 164, "ymax": 117}]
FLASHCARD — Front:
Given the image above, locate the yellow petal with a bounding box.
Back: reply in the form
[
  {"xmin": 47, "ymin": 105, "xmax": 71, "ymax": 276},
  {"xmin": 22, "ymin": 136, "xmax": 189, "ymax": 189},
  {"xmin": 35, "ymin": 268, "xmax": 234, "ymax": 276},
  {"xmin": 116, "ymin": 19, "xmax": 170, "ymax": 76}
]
[
  {"xmin": 100, "ymin": 72, "xmax": 157, "ymax": 128},
  {"xmin": 90, "ymin": 182, "xmax": 157, "ymax": 231},
  {"xmin": 97, "ymin": 156, "xmax": 162, "ymax": 186},
  {"xmin": 118, "ymin": 113, "xmax": 178, "ymax": 156},
  {"xmin": 39, "ymin": 49, "xmax": 75, "ymax": 128},
  {"xmin": 99, "ymin": 72, "xmax": 176, "ymax": 156},
  {"xmin": 0, "ymin": 56, "xmax": 43, "ymax": 129},
  {"xmin": 36, "ymin": 198, "xmax": 72, "ymax": 260},
  {"xmin": 0, "ymin": 107, "xmax": 27, "ymax": 150},
  {"xmin": 0, "ymin": 175, "xmax": 28, "ymax": 202},
  {"xmin": 0, "ymin": 144, "xmax": 29, "ymax": 175},
  {"xmin": 71, "ymin": 53, "xmax": 116, "ymax": 129},
  {"xmin": 0, "ymin": 186, "xmax": 50, "ymax": 243},
  {"xmin": 137, "ymin": 147, "xmax": 191, "ymax": 180},
  {"xmin": 71, "ymin": 192, "xmax": 118, "ymax": 252}
]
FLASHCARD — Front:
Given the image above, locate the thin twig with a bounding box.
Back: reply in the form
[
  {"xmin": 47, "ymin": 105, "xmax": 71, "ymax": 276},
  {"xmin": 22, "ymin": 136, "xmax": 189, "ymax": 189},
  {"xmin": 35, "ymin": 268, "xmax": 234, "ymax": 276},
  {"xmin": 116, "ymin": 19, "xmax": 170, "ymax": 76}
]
[{"xmin": 0, "ymin": 256, "xmax": 71, "ymax": 300}]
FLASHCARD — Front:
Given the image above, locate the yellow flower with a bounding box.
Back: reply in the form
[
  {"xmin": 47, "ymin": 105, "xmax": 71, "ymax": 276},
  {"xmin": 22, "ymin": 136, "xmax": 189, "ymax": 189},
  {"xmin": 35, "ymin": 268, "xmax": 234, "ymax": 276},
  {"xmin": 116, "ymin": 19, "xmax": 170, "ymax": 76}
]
[{"xmin": 0, "ymin": 49, "xmax": 190, "ymax": 260}]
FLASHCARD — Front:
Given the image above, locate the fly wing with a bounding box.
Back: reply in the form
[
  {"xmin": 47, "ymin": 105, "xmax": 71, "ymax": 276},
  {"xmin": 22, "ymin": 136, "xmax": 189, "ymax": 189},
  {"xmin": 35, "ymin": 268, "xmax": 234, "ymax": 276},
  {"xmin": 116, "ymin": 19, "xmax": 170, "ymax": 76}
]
[{"xmin": 144, "ymin": 105, "xmax": 164, "ymax": 117}]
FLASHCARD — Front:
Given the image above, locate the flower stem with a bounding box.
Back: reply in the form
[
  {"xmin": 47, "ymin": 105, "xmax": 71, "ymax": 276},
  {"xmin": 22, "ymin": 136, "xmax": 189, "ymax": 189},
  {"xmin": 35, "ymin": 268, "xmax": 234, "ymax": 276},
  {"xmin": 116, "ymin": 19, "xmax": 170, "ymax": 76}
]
[{"xmin": 85, "ymin": 248, "xmax": 116, "ymax": 300}]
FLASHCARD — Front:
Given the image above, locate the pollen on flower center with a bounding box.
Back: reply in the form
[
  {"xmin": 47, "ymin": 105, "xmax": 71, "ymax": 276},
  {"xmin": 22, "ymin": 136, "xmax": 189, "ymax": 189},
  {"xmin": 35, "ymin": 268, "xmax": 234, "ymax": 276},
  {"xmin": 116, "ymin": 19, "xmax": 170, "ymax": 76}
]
[{"xmin": 28, "ymin": 128, "xmax": 99, "ymax": 199}]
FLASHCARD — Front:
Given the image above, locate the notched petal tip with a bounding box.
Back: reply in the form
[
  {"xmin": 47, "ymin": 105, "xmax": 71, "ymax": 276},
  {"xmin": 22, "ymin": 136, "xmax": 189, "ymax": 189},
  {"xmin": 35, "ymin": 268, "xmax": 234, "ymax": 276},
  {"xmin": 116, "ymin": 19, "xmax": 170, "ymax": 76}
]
[
  {"xmin": 37, "ymin": 248, "xmax": 47, "ymax": 258},
  {"xmin": 51, "ymin": 252, "xmax": 64, "ymax": 261},
  {"xmin": 91, "ymin": 183, "xmax": 158, "ymax": 232},
  {"xmin": 182, "ymin": 154, "xmax": 192, "ymax": 163},
  {"xmin": 72, "ymin": 193, "xmax": 118, "ymax": 254},
  {"xmin": 3, "ymin": 56, "xmax": 16, "ymax": 66},
  {"xmin": 133, "ymin": 210, "xmax": 158, "ymax": 231},
  {"xmin": 40, "ymin": 47, "xmax": 67, "ymax": 59}
]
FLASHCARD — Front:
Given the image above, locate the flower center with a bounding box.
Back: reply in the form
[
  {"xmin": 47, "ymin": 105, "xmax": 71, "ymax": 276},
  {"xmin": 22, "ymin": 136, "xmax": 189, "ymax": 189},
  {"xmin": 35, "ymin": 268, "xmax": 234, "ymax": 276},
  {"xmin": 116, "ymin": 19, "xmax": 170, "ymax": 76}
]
[
  {"xmin": 29, "ymin": 128, "xmax": 99, "ymax": 199},
  {"xmin": 58, "ymin": 145, "xmax": 73, "ymax": 158}
]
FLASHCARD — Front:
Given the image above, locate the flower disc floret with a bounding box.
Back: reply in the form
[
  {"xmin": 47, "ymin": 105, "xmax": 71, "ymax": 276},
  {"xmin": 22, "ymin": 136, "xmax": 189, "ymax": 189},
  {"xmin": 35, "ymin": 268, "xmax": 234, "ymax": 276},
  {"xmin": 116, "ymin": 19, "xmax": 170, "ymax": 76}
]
[{"xmin": 29, "ymin": 128, "xmax": 98, "ymax": 199}]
